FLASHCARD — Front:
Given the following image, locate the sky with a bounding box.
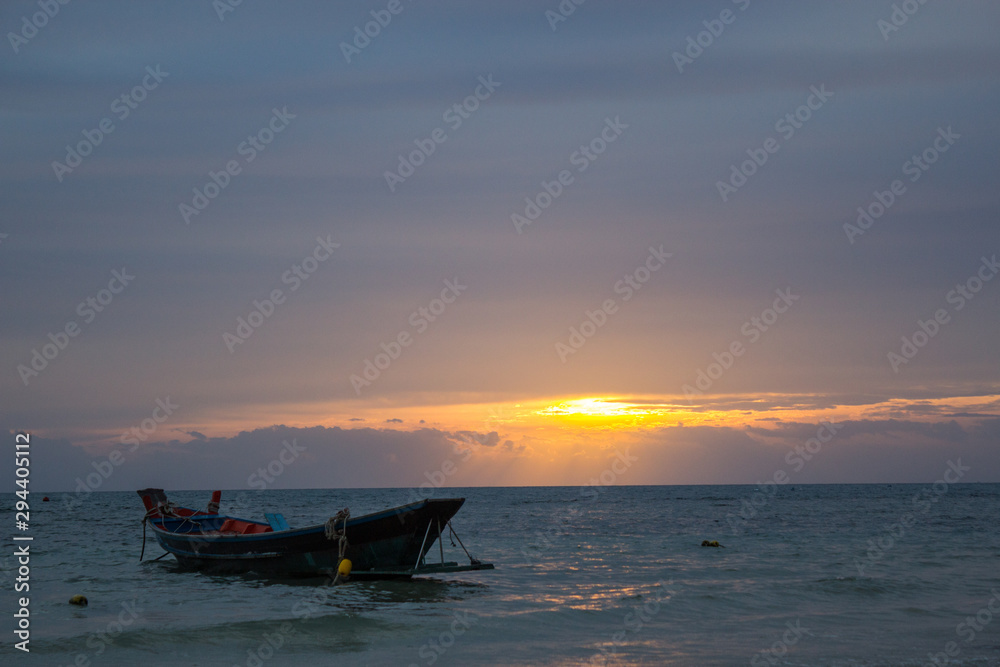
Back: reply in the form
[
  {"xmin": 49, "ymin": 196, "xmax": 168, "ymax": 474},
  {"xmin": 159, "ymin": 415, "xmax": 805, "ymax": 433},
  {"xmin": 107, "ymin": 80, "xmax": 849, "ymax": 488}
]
[{"xmin": 2, "ymin": 0, "xmax": 999, "ymax": 493}]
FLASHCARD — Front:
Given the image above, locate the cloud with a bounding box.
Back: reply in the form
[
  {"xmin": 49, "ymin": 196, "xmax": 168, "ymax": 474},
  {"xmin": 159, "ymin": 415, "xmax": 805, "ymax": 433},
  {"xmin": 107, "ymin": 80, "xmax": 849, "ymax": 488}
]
[
  {"xmin": 4, "ymin": 415, "xmax": 997, "ymax": 495},
  {"xmin": 0, "ymin": 425, "xmax": 514, "ymax": 493},
  {"xmin": 453, "ymin": 431, "xmax": 502, "ymax": 447},
  {"xmin": 626, "ymin": 417, "xmax": 998, "ymax": 484},
  {"xmin": 744, "ymin": 418, "xmax": 968, "ymax": 443},
  {"xmin": 1, "ymin": 3, "xmax": 998, "ymax": 487}
]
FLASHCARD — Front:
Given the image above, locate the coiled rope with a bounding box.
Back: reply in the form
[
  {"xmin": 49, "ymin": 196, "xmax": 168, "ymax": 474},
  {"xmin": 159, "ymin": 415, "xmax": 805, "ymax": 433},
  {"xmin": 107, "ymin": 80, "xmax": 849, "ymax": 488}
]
[{"xmin": 324, "ymin": 508, "xmax": 350, "ymax": 584}]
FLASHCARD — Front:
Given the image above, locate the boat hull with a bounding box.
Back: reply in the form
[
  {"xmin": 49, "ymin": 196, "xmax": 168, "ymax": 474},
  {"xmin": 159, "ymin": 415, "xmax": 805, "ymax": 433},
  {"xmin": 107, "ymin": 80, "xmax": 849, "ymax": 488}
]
[{"xmin": 149, "ymin": 498, "xmax": 468, "ymax": 578}]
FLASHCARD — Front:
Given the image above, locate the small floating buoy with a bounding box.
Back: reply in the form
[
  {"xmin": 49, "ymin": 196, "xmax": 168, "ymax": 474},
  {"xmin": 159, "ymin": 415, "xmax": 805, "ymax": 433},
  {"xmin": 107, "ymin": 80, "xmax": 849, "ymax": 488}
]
[
  {"xmin": 69, "ymin": 595, "xmax": 88, "ymax": 606},
  {"xmin": 43, "ymin": 496, "xmax": 50, "ymax": 502},
  {"xmin": 701, "ymin": 540, "xmax": 723, "ymax": 548}
]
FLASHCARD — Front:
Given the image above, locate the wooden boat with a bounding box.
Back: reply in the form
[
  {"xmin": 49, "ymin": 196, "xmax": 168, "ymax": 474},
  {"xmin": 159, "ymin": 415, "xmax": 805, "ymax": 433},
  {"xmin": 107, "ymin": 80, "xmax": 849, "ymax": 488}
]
[{"xmin": 137, "ymin": 488, "xmax": 494, "ymax": 579}]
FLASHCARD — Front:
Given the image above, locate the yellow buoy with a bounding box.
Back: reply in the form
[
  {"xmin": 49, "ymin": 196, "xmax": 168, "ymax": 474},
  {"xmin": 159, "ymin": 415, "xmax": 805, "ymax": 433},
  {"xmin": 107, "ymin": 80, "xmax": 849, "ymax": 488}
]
[
  {"xmin": 69, "ymin": 595, "xmax": 88, "ymax": 606},
  {"xmin": 338, "ymin": 558, "xmax": 352, "ymax": 577}
]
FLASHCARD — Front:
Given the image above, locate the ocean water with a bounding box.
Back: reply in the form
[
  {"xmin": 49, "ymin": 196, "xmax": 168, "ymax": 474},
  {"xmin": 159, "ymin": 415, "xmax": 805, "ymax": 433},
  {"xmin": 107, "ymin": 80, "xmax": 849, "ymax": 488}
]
[{"xmin": 2, "ymin": 484, "xmax": 999, "ymax": 666}]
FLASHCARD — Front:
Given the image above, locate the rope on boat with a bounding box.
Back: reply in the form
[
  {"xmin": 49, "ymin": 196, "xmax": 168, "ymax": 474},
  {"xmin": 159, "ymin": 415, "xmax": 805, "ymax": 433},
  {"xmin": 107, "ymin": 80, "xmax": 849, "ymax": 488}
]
[
  {"xmin": 325, "ymin": 508, "xmax": 350, "ymax": 584},
  {"xmin": 139, "ymin": 502, "xmax": 196, "ymax": 562}
]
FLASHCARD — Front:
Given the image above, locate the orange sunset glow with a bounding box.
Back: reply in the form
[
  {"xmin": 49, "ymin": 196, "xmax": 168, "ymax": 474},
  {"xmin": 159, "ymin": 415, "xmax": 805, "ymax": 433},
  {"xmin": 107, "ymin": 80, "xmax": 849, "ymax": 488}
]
[
  {"xmin": 5, "ymin": 5, "xmax": 999, "ymax": 666},
  {"xmin": 3, "ymin": 1, "xmax": 999, "ymax": 493}
]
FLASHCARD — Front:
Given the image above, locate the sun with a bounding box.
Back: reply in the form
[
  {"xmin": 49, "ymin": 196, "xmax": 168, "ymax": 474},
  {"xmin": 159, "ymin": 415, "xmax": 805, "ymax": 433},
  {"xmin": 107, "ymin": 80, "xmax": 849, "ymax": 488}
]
[
  {"xmin": 529, "ymin": 395, "xmax": 763, "ymax": 431},
  {"xmin": 532, "ymin": 397, "xmax": 682, "ymax": 430},
  {"xmin": 538, "ymin": 397, "xmax": 652, "ymax": 417}
]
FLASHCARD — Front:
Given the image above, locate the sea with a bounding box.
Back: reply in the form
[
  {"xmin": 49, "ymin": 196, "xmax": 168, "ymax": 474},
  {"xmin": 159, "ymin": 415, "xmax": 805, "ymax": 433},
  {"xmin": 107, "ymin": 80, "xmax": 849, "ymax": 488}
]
[{"xmin": 2, "ymin": 484, "xmax": 999, "ymax": 666}]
